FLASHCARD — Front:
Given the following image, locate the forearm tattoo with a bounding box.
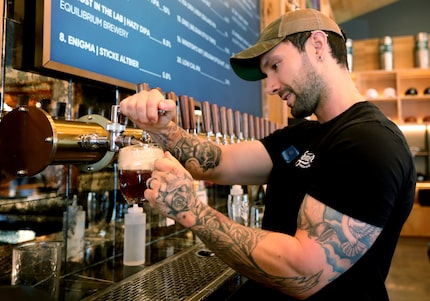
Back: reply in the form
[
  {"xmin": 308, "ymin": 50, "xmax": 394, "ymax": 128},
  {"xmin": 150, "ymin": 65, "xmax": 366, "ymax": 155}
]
[
  {"xmin": 150, "ymin": 122, "xmax": 221, "ymax": 173},
  {"xmin": 190, "ymin": 206, "xmax": 323, "ymax": 296}
]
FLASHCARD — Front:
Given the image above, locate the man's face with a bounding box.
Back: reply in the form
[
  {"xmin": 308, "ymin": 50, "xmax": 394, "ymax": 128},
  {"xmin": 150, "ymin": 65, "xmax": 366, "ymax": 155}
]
[{"xmin": 260, "ymin": 39, "xmax": 324, "ymax": 119}]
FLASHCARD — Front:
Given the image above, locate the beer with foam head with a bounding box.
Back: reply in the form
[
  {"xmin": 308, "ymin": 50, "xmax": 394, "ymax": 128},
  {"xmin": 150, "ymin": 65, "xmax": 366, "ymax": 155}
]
[{"xmin": 118, "ymin": 143, "xmax": 163, "ymax": 204}]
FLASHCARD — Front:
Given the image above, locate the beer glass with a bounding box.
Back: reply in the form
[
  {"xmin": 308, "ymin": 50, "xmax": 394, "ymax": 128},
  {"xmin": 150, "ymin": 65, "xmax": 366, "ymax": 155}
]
[{"xmin": 118, "ymin": 143, "xmax": 163, "ymax": 204}]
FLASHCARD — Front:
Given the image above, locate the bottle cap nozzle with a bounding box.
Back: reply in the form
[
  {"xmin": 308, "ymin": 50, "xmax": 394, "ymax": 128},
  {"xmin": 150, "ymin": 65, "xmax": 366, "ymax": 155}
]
[
  {"xmin": 230, "ymin": 185, "xmax": 243, "ymax": 195},
  {"xmin": 128, "ymin": 203, "xmax": 144, "ymax": 214}
]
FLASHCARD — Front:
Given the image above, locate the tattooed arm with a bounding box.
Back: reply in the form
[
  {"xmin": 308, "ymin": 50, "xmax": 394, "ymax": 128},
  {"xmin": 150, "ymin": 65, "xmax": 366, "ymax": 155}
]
[
  {"xmin": 120, "ymin": 89, "xmax": 272, "ymax": 185},
  {"xmin": 147, "ymin": 153, "xmax": 383, "ymax": 299}
]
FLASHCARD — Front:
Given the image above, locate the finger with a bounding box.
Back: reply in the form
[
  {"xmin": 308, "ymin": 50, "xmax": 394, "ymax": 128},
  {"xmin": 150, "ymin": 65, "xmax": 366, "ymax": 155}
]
[
  {"xmin": 119, "ymin": 94, "xmax": 138, "ymax": 120},
  {"xmin": 120, "ymin": 92, "xmax": 148, "ymax": 124},
  {"xmin": 164, "ymin": 151, "xmax": 181, "ymax": 164},
  {"xmin": 135, "ymin": 90, "xmax": 151, "ymax": 123},
  {"xmin": 146, "ymin": 89, "xmax": 166, "ymax": 123},
  {"xmin": 153, "ymin": 152, "xmax": 174, "ymax": 170},
  {"xmin": 144, "ymin": 186, "xmax": 155, "ymax": 205},
  {"xmin": 164, "ymin": 152, "xmax": 186, "ymax": 171}
]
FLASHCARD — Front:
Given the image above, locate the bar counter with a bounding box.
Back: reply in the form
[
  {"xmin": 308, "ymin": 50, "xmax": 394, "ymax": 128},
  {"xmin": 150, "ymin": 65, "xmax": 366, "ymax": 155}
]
[{"xmin": 0, "ymin": 185, "xmax": 248, "ymax": 300}]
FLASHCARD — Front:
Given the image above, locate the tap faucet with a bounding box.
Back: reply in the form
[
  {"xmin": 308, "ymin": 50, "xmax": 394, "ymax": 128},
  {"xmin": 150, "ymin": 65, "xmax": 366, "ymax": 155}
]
[{"xmin": 106, "ymin": 105, "xmax": 127, "ymax": 151}]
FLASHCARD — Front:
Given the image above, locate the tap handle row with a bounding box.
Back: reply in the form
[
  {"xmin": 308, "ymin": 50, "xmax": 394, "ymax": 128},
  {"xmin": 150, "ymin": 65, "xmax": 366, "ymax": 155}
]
[{"xmin": 130, "ymin": 83, "xmax": 283, "ymax": 143}]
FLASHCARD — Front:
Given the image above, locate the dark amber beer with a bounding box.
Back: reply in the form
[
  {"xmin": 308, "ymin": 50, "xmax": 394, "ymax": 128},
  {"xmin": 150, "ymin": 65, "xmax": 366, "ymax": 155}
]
[
  {"xmin": 119, "ymin": 169, "xmax": 152, "ymax": 201},
  {"xmin": 117, "ymin": 143, "xmax": 163, "ymax": 204}
]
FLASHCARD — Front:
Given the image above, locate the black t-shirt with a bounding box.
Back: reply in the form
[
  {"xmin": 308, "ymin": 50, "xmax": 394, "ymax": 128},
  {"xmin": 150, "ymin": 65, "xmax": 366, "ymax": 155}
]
[{"xmin": 233, "ymin": 102, "xmax": 416, "ymax": 300}]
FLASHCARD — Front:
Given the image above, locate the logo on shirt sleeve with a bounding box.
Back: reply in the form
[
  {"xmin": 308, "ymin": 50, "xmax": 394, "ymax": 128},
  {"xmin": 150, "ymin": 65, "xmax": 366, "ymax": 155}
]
[{"xmin": 295, "ymin": 150, "xmax": 315, "ymax": 168}]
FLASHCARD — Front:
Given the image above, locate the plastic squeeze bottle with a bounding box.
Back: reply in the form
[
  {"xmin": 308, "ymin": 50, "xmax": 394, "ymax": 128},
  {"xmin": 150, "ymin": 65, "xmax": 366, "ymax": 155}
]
[
  {"xmin": 63, "ymin": 195, "xmax": 86, "ymax": 261},
  {"xmin": 123, "ymin": 204, "xmax": 146, "ymax": 266},
  {"xmin": 227, "ymin": 185, "xmax": 249, "ymax": 226}
]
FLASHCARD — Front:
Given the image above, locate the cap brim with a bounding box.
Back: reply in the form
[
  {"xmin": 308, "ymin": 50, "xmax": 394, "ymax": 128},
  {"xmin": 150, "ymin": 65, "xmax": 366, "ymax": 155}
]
[{"xmin": 230, "ymin": 37, "xmax": 285, "ymax": 81}]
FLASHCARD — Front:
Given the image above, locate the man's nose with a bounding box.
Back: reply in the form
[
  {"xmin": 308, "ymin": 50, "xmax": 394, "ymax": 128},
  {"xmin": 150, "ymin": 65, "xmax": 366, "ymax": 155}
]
[{"xmin": 265, "ymin": 76, "xmax": 280, "ymax": 95}]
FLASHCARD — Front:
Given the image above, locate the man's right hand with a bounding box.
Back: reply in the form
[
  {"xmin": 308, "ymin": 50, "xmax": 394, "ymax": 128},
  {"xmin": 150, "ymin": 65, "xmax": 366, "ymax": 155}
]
[{"xmin": 119, "ymin": 89, "xmax": 177, "ymax": 132}]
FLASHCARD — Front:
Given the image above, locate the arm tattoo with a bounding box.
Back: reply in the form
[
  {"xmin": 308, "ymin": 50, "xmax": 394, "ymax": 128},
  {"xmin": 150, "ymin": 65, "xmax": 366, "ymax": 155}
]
[
  {"xmin": 155, "ymin": 171, "xmax": 276, "ymax": 284},
  {"xmin": 191, "ymin": 197, "xmax": 379, "ymax": 296},
  {"xmin": 190, "ymin": 208, "xmax": 323, "ymax": 295},
  {"xmin": 298, "ymin": 197, "xmax": 382, "ymax": 277},
  {"xmin": 150, "ymin": 122, "xmax": 221, "ymax": 173}
]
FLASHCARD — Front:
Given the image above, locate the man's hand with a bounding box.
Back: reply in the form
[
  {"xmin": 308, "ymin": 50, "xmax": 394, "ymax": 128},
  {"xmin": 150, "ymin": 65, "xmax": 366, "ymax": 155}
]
[
  {"xmin": 119, "ymin": 89, "xmax": 176, "ymax": 132},
  {"xmin": 145, "ymin": 151, "xmax": 199, "ymax": 228}
]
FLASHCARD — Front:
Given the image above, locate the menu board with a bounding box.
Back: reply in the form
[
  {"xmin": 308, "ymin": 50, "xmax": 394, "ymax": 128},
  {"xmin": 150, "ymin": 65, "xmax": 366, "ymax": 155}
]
[{"xmin": 43, "ymin": 0, "xmax": 262, "ymax": 116}]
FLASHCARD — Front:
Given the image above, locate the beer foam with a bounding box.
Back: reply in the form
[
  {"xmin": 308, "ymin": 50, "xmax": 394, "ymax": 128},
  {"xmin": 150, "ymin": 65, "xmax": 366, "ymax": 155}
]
[{"xmin": 118, "ymin": 145, "xmax": 163, "ymax": 170}]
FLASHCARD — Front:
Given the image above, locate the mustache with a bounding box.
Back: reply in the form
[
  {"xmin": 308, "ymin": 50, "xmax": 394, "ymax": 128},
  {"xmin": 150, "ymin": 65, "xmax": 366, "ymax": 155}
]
[{"xmin": 278, "ymin": 86, "xmax": 294, "ymax": 99}]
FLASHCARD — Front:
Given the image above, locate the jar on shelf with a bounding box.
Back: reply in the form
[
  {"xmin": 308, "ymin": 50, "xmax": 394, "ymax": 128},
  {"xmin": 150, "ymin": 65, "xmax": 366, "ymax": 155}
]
[
  {"xmin": 415, "ymin": 32, "xmax": 429, "ymax": 69},
  {"xmin": 379, "ymin": 36, "xmax": 394, "ymax": 71}
]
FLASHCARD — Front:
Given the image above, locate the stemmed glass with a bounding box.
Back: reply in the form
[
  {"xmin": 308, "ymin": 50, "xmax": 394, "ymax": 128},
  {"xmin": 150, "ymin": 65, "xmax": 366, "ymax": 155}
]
[{"xmin": 117, "ymin": 143, "xmax": 163, "ymax": 206}]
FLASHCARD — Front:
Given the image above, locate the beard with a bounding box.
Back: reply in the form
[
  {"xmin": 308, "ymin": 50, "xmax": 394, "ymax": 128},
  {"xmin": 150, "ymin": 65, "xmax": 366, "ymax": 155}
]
[{"xmin": 289, "ymin": 60, "xmax": 325, "ymax": 119}]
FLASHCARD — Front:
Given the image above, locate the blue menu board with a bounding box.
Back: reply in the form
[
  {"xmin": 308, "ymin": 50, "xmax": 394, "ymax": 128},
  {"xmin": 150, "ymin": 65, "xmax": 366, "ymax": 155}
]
[{"xmin": 44, "ymin": 0, "xmax": 262, "ymax": 116}]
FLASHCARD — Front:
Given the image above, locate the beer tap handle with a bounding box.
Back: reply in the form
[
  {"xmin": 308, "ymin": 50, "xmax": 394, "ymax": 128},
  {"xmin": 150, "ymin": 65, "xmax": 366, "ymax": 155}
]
[
  {"xmin": 234, "ymin": 110, "xmax": 242, "ymax": 142},
  {"xmin": 188, "ymin": 96, "xmax": 197, "ymax": 135},
  {"xmin": 255, "ymin": 116, "xmax": 260, "ymax": 140},
  {"xmin": 110, "ymin": 105, "xmax": 121, "ymax": 124},
  {"xmin": 265, "ymin": 119, "xmax": 270, "ymax": 137},
  {"xmin": 242, "ymin": 112, "xmax": 249, "ymax": 141},
  {"xmin": 211, "ymin": 103, "xmax": 221, "ymax": 144},
  {"xmin": 165, "ymin": 91, "xmax": 178, "ymax": 124},
  {"xmin": 201, "ymin": 101, "xmax": 212, "ymax": 139},
  {"xmin": 179, "ymin": 95, "xmax": 190, "ymax": 132},
  {"xmin": 260, "ymin": 117, "xmax": 265, "ymax": 139},
  {"xmin": 219, "ymin": 106, "xmax": 228, "ymax": 144},
  {"xmin": 248, "ymin": 114, "xmax": 255, "ymax": 140},
  {"xmin": 136, "ymin": 82, "xmax": 150, "ymax": 92},
  {"xmin": 227, "ymin": 108, "xmax": 235, "ymax": 143},
  {"xmin": 165, "ymin": 91, "xmax": 176, "ymax": 100}
]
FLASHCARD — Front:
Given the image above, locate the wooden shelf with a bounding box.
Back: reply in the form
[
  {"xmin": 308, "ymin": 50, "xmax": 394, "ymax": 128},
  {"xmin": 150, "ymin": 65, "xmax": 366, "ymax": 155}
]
[
  {"xmin": 351, "ymin": 35, "xmax": 418, "ymax": 72},
  {"xmin": 368, "ymin": 97, "xmax": 397, "ymax": 102},
  {"xmin": 401, "ymin": 204, "xmax": 430, "ymax": 237},
  {"xmin": 353, "ymin": 68, "xmax": 430, "ymax": 123}
]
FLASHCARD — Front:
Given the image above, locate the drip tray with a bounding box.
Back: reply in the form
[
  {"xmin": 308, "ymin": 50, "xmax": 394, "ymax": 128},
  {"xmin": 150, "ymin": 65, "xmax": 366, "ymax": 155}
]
[{"xmin": 82, "ymin": 243, "xmax": 235, "ymax": 301}]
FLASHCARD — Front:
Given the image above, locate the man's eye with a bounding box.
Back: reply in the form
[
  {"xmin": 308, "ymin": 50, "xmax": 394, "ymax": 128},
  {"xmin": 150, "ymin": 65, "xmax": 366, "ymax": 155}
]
[{"xmin": 272, "ymin": 62, "xmax": 280, "ymax": 71}]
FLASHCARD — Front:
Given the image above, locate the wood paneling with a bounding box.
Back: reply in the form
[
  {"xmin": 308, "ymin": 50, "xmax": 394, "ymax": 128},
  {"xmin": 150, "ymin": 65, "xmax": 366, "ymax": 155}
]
[
  {"xmin": 330, "ymin": 0, "xmax": 399, "ymax": 23},
  {"xmin": 352, "ymin": 35, "xmax": 417, "ymax": 71}
]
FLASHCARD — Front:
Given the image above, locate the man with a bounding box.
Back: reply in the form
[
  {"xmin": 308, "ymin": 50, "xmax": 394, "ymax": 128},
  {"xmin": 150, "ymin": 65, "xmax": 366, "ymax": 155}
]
[{"xmin": 120, "ymin": 9, "xmax": 415, "ymax": 300}]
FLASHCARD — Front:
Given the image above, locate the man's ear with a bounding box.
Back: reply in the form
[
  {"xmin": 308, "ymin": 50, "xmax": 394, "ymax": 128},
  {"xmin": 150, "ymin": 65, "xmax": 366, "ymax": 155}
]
[{"xmin": 309, "ymin": 30, "xmax": 328, "ymax": 59}]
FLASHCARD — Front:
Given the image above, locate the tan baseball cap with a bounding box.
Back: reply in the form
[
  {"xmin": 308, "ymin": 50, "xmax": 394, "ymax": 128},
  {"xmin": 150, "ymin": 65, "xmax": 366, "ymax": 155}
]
[{"xmin": 230, "ymin": 9, "xmax": 344, "ymax": 81}]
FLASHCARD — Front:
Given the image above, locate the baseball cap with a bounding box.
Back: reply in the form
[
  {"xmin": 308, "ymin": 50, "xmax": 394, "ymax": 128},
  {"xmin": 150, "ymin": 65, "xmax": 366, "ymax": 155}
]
[{"xmin": 230, "ymin": 9, "xmax": 344, "ymax": 81}]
